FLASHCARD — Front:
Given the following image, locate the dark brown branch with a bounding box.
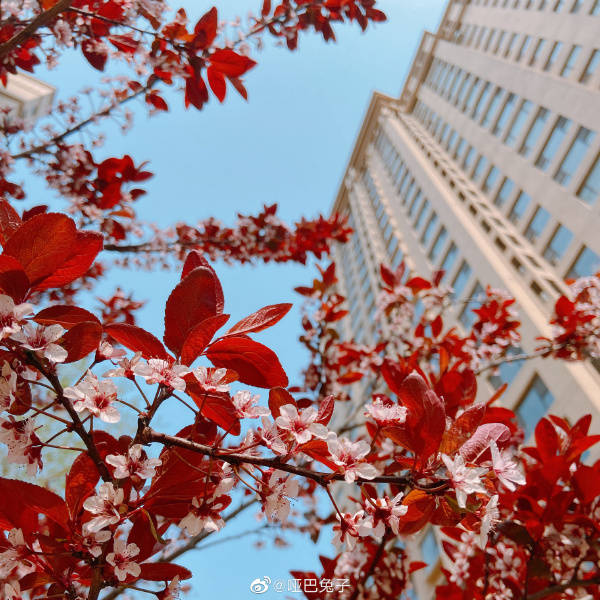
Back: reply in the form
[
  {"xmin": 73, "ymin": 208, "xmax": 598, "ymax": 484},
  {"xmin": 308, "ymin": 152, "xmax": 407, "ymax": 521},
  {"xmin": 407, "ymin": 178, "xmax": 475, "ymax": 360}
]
[
  {"xmin": 11, "ymin": 81, "xmax": 152, "ymax": 160},
  {"xmin": 142, "ymin": 427, "xmax": 442, "ymax": 489},
  {"xmin": 475, "ymin": 348, "xmax": 548, "ymax": 376},
  {"xmin": 0, "ymin": 0, "xmax": 73, "ymax": 60},
  {"xmin": 31, "ymin": 358, "xmax": 112, "ymax": 482}
]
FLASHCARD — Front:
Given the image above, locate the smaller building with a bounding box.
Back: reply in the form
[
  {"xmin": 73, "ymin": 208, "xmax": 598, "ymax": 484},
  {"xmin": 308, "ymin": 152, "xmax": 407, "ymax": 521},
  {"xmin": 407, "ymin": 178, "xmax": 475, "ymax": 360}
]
[{"xmin": 0, "ymin": 72, "xmax": 55, "ymax": 125}]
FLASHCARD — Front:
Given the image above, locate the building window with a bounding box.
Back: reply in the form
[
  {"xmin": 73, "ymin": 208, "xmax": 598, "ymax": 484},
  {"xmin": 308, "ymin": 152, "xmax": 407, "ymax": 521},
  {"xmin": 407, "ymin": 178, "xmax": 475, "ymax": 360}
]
[
  {"xmin": 554, "ymin": 126, "xmax": 596, "ymax": 186},
  {"xmin": 421, "ymin": 213, "xmax": 439, "ymax": 246},
  {"xmin": 414, "ymin": 199, "xmax": 430, "ymax": 230},
  {"xmin": 529, "ymin": 38, "xmax": 546, "ymax": 66},
  {"xmin": 459, "ymin": 282, "xmax": 484, "ymax": 329},
  {"xmin": 570, "ymin": 0, "xmax": 583, "ymax": 12},
  {"xmin": 516, "ymin": 35, "xmax": 532, "ymax": 61},
  {"xmin": 504, "ymin": 32, "xmax": 519, "ymax": 57},
  {"xmin": 494, "ymin": 177, "xmax": 515, "ymax": 207},
  {"xmin": 421, "ymin": 529, "xmax": 440, "ymax": 573},
  {"xmin": 517, "ymin": 375, "xmax": 554, "ymax": 439},
  {"xmin": 472, "ymin": 82, "xmax": 492, "ymax": 120},
  {"xmin": 519, "ymin": 107, "xmax": 549, "ymax": 156},
  {"xmin": 440, "ymin": 242, "xmax": 458, "ymax": 278},
  {"xmin": 484, "ymin": 28, "xmax": 498, "ymax": 51},
  {"xmin": 494, "ymin": 30, "xmax": 506, "ymax": 54},
  {"xmin": 505, "ymin": 99, "xmax": 533, "ymax": 146},
  {"xmin": 534, "ymin": 116, "xmax": 571, "ymax": 170},
  {"xmin": 553, "ymin": 0, "xmax": 565, "ymax": 9},
  {"xmin": 591, "ymin": 0, "xmax": 600, "ymax": 14},
  {"xmin": 567, "ymin": 246, "xmax": 600, "ymax": 278},
  {"xmin": 481, "ymin": 87, "xmax": 504, "ymax": 126},
  {"xmin": 492, "ymin": 92, "xmax": 517, "ymax": 136},
  {"xmin": 543, "ymin": 225, "xmax": 574, "ymax": 265},
  {"xmin": 455, "ymin": 74, "xmax": 472, "ymax": 107},
  {"xmin": 464, "ymin": 78, "xmax": 483, "ymax": 114},
  {"xmin": 560, "ymin": 44, "xmax": 581, "ymax": 78},
  {"xmin": 482, "ymin": 166, "xmax": 501, "ymax": 193},
  {"xmin": 408, "ymin": 189, "xmax": 423, "ymax": 217},
  {"xmin": 488, "ymin": 346, "xmax": 525, "ymax": 389},
  {"xmin": 473, "ymin": 155, "xmax": 489, "ymax": 181},
  {"xmin": 463, "ymin": 146, "xmax": 477, "ymax": 171},
  {"xmin": 524, "ymin": 206, "xmax": 550, "ymax": 243},
  {"xmin": 452, "ymin": 260, "xmax": 472, "ymax": 297},
  {"xmin": 543, "ymin": 41, "xmax": 563, "ymax": 71},
  {"xmin": 577, "ymin": 154, "xmax": 600, "ymax": 204},
  {"xmin": 429, "ymin": 226, "xmax": 448, "ymax": 262},
  {"xmin": 454, "ymin": 138, "xmax": 467, "ymax": 160},
  {"xmin": 580, "ymin": 49, "xmax": 600, "ymax": 83}
]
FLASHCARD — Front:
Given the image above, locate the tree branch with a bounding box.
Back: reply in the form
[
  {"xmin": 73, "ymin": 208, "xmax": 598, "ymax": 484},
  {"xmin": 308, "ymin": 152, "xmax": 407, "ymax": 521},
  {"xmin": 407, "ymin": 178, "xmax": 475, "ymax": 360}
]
[
  {"xmin": 142, "ymin": 427, "xmax": 447, "ymax": 490},
  {"xmin": 0, "ymin": 0, "xmax": 73, "ymax": 60},
  {"xmin": 526, "ymin": 577, "xmax": 600, "ymax": 600}
]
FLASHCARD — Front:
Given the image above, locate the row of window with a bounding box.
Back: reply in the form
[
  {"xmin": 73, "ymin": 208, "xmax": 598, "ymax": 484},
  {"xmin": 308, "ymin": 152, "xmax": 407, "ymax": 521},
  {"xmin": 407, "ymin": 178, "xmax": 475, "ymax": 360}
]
[
  {"xmin": 413, "ymin": 100, "xmax": 600, "ymax": 279},
  {"xmin": 456, "ymin": 22, "xmax": 600, "ymax": 87},
  {"xmin": 424, "ymin": 61, "xmax": 600, "ymax": 204},
  {"xmin": 470, "ymin": 0, "xmax": 599, "ymax": 14}
]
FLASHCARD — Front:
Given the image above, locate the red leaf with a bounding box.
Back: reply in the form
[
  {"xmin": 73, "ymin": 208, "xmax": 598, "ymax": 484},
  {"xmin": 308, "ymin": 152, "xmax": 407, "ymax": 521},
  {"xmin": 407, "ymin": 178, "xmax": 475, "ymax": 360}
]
[
  {"xmin": 109, "ymin": 34, "xmax": 139, "ymax": 53},
  {"xmin": 440, "ymin": 403, "xmax": 486, "ymax": 456},
  {"xmin": 0, "ymin": 200, "xmax": 22, "ymax": 246},
  {"xmin": 61, "ymin": 321, "xmax": 103, "ymax": 363},
  {"xmin": 105, "ymin": 323, "xmax": 170, "ymax": 360},
  {"xmin": 209, "ymin": 49, "xmax": 256, "ymax": 77},
  {"xmin": 316, "ymin": 395, "xmax": 334, "ymax": 426},
  {"xmin": 34, "ymin": 305, "xmax": 100, "ymax": 329},
  {"xmin": 164, "ymin": 266, "xmax": 224, "ymax": 356},
  {"xmin": 206, "ymin": 336, "xmax": 288, "ymax": 388},
  {"xmin": 3, "ymin": 213, "xmax": 78, "ymax": 286},
  {"xmin": 228, "ymin": 76, "xmax": 248, "ymax": 100},
  {"xmin": 0, "ymin": 478, "xmax": 68, "ymax": 531},
  {"xmin": 185, "ymin": 72, "xmax": 209, "ymax": 110},
  {"xmin": 193, "ymin": 6, "xmax": 218, "ymax": 50},
  {"xmin": 139, "ymin": 562, "xmax": 192, "ymax": 581},
  {"xmin": 180, "ymin": 313, "xmax": 230, "ymax": 366},
  {"xmin": 459, "ymin": 423, "xmax": 510, "ymax": 462},
  {"xmin": 65, "ymin": 453, "xmax": 99, "ymax": 520},
  {"xmin": 207, "ymin": 66, "xmax": 226, "ymax": 102},
  {"xmin": 0, "ymin": 255, "xmax": 29, "ymax": 302},
  {"xmin": 226, "ymin": 303, "xmax": 292, "ymax": 336},
  {"xmin": 33, "ymin": 231, "xmax": 103, "ymax": 291},
  {"xmin": 268, "ymin": 387, "xmax": 296, "ymax": 418},
  {"xmin": 82, "ymin": 39, "xmax": 108, "ymax": 71}
]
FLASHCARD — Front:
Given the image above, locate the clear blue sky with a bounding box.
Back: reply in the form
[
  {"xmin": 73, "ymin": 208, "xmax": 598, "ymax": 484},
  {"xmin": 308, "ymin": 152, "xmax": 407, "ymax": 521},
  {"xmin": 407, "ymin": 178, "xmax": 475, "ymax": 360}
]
[{"xmin": 17, "ymin": 0, "xmax": 447, "ymax": 596}]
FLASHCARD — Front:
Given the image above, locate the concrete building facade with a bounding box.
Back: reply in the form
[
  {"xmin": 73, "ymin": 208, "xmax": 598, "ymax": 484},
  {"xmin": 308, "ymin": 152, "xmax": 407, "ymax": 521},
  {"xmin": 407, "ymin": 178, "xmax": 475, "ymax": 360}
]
[
  {"xmin": 0, "ymin": 73, "xmax": 54, "ymax": 125},
  {"xmin": 330, "ymin": 0, "xmax": 600, "ymax": 596}
]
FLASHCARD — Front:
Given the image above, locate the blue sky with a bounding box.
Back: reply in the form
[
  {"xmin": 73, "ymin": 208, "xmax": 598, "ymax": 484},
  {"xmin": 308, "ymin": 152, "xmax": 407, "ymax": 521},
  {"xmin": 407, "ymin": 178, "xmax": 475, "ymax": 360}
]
[{"xmin": 16, "ymin": 0, "xmax": 447, "ymax": 596}]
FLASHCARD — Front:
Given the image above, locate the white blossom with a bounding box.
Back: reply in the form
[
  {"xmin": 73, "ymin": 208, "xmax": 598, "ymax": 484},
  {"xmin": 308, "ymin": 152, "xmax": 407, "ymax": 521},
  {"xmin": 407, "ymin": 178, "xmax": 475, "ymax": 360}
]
[
  {"xmin": 106, "ymin": 539, "xmax": 141, "ymax": 582},
  {"xmin": 135, "ymin": 359, "xmax": 188, "ymax": 390},
  {"xmin": 106, "ymin": 444, "xmax": 162, "ymax": 479},
  {"xmin": 83, "ymin": 483, "xmax": 124, "ymax": 533},
  {"xmin": 441, "ymin": 454, "xmax": 487, "ymax": 508},
  {"xmin": 327, "ymin": 434, "xmax": 379, "ymax": 483},
  {"xmin": 64, "ymin": 372, "xmax": 120, "ymax": 423},
  {"xmin": 275, "ymin": 404, "xmax": 328, "ymax": 445},
  {"xmin": 11, "ymin": 323, "xmax": 67, "ymax": 363}
]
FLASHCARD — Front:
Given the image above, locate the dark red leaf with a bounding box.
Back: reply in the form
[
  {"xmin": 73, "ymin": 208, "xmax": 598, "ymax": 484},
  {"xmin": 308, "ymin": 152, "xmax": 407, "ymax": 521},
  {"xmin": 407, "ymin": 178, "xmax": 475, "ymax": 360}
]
[
  {"xmin": 61, "ymin": 321, "xmax": 103, "ymax": 363},
  {"xmin": 0, "ymin": 255, "xmax": 29, "ymax": 302},
  {"xmin": 65, "ymin": 453, "xmax": 99, "ymax": 520},
  {"xmin": 0, "ymin": 200, "xmax": 22, "ymax": 246},
  {"xmin": 34, "ymin": 305, "xmax": 100, "ymax": 329},
  {"xmin": 105, "ymin": 323, "xmax": 170, "ymax": 360},
  {"xmin": 180, "ymin": 313, "xmax": 230, "ymax": 366},
  {"xmin": 139, "ymin": 562, "xmax": 192, "ymax": 581},
  {"xmin": 268, "ymin": 387, "xmax": 296, "ymax": 418},
  {"xmin": 226, "ymin": 303, "xmax": 292, "ymax": 336},
  {"xmin": 206, "ymin": 336, "xmax": 288, "ymax": 388},
  {"xmin": 164, "ymin": 266, "xmax": 224, "ymax": 356}
]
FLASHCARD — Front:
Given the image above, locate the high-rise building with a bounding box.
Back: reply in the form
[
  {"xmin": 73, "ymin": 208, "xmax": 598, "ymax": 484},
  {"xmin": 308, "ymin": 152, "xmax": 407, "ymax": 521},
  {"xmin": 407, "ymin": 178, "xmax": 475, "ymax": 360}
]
[
  {"xmin": 329, "ymin": 0, "xmax": 600, "ymax": 596},
  {"xmin": 0, "ymin": 73, "xmax": 54, "ymax": 125}
]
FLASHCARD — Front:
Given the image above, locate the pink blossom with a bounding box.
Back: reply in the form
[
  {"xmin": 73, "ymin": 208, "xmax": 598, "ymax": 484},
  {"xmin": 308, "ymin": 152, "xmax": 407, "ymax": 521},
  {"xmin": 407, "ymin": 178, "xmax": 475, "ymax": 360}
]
[
  {"xmin": 135, "ymin": 359, "xmax": 188, "ymax": 390},
  {"xmin": 64, "ymin": 372, "xmax": 120, "ymax": 423},
  {"xmin": 261, "ymin": 471, "xmax": 299, "ymax": 522},
  {"xmin": 10, "ymin": 323, "xmax": 67, "ymax": 363},
  {"xmin": 0, "ymin": 417, "xmax": 42, "ymax": 475},
  {"xmin": 0, "ymin": 363, "xmax": 18, "ymax": 412},
  {"xmin": 179, "ymin": 495, "xmax": 229, "ymax": 536},
  {"xmin": 332, "ymin": 512, "xmax": 363, "ymax": 550},
  {"xmin": 259, "ymin": 417, "xmax": 288, "ymax": 455},
  {"xmin": 326, "ymin": 434, "xmax": 379, "ymax": 483},
  {"xmin": 232, "ymin": 390, "xmax": 269, "ymax": 419},
  {"xmin": 103, "ymin": 352, "xmax": 142, "ymax": 379},
  {"xmin": 275, "ymin": 404, "xmax": 328, "ymax": 445},
  {"xmin": 193, "ymin": 366, "xmax": 231, "ymax": 393},
  {"xmin": 479, "ymin": 494, "xmax": 500, "ymax": 549},
  {"xmin": 106, "ymin": 539, "xmax": 141, "ymax": 582},
  {"xmin": 106, "ymin": 444, "xmax": 162, "ymax": 480},
  {"xmin": 0, "ymin": 528, "xmax": 35, "ymax": 582},
  {"xmin": 364, "ymin": 398, "xmax": 407, "ymax": 427},
  {"xmin": 490, "ymin": 443, "xmax": 526, "ymax": 492},
  {"xmin": 0, "ymin": 295, "xmax": 32, "ymax": 340},
  {"xmin": 359, "ymin": 493, "xmax": 408, "ymax": 538},
  {"xmin": 441, "ymin": 454, "xmax": 487, "ymax": 508},
  {"xmin": 82, "ymin": 483, "xmax": 124, "ymax": 533}
]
